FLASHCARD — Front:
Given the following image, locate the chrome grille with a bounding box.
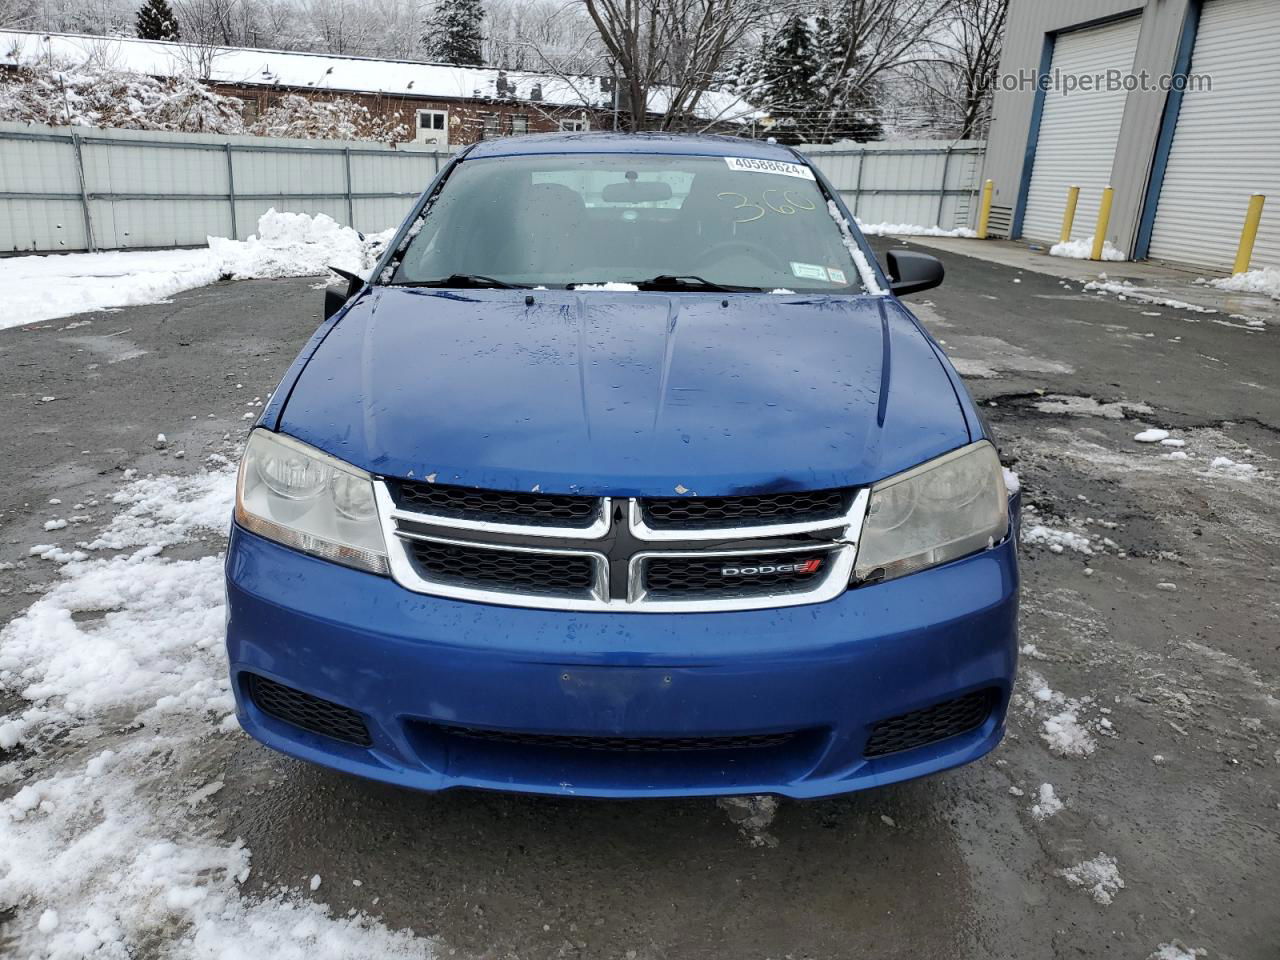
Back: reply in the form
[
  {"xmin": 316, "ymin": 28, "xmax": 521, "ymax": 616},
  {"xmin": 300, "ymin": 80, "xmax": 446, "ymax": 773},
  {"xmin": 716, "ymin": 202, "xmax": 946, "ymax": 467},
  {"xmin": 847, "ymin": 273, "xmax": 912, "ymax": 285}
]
[{"xmin": 376, "ymin": 482, "xmax": 868, "ymax": 612}]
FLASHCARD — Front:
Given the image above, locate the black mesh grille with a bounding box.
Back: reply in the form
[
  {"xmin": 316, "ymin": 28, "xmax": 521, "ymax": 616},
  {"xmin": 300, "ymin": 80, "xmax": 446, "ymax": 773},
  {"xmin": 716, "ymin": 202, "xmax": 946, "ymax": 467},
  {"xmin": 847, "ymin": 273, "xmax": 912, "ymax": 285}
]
[
  {"xmin": 864, "ymin": 690, "xmax": 995, "ymax": 758},
  {"xmin": 408, "ymin": 539, "xmax": 596, "ymax": 596},
  {"xmin": 395, "ymin": 480, "xmax": 600, "ymax": 527},
  {"xmin": 436, "ymin": 724, "xmax": 802, "ymax": 753},
  {"xmin": 641, "ymin": 489, "xmax": 849, "ymax": 529},
  {"xmin": 248, "ymin": 674, "xmax": 371, "ymax": 746},
  {"xmin": 643, "ymin": 552, "xmax": 829, "ymax": 598}
]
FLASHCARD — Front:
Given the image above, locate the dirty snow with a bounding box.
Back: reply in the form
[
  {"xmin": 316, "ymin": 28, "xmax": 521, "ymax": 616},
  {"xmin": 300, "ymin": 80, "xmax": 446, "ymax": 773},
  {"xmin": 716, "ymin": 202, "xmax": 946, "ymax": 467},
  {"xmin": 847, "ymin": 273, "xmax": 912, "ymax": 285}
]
[
  {"xmin": 1032, "ymin": 395, "xmax": 1152, "ymax": 420},
  {"xmin": 1150, "ymin": 942, "xmax": 1207, "ymax": 959},
  {"xmin": 1, "ymin": 210, "xmax": 393, "ymax": 327},
  {"xmin": 1084, "ymin": 279, "xmax": 1217, "ymax": 314},
  {"xmin": 1049, "ymin": 237, "xmax": 1126, "ymax": 261},
  {"xmin": 1022, "ymin": 524, "xmax": 1094, "ymax": 556},
  {"xmin": 1002, "ymin": 467, "xmax": 1020, "ymax": 495},
  {"xmin": 0, "ymin": 466, "xmax": 437, "ymax": 957},
  {"xmin": 1058, "ymin": 853, "xmax": 1124, "ymax": 905},
  {"xmin": 1206, "ymin": 456, "xmax": 1257, "ymax": 478},
  {"xmin": 855, "ymin": 219, "xmax": 976, "ymax": 239},
  {"xmin": 1042, "ymin": 708, "xmax": 1097, "ymax": 757},
  {"xmin": 1204, "ymin": 266, "xmax": 1280, "ymax": 300},
  {"xmin": 1030, "ymin": 783, "xmax": 1063, "ymax": 820},
  {"xmin": 1134, "ymin": 428, "xmax": 1170, "ymax": 443},
  {"xmin": 716, "ymin": 795, "xmax": 780, "ymax": 848}
]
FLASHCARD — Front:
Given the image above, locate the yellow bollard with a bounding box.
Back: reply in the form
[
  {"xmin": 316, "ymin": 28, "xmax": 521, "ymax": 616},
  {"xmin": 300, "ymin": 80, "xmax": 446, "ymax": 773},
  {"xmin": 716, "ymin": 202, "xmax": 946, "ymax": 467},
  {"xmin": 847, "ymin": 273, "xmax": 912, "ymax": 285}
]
[
  {"xmin": 1090, "ymin": 187, "xmax": 1114, "ymax": 261},
  {"xmin": 1060, "ymin": 185, "xmax": 1080, "ymax": 245},
  {"xmin": 1233, "ymin": 194, "xmax": 1266, "ymax": 275},
  {"xmin": 976, "ymin": 179, "xmax": 994, "ymax": 239}
]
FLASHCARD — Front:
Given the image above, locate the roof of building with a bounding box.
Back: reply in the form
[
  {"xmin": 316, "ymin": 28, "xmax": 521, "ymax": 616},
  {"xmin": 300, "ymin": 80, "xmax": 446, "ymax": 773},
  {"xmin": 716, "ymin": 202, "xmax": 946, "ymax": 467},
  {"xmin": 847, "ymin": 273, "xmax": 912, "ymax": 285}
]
[
  {"xmin": 464, "ymin": 131, "xmax": 798, "ymax": 160},
  {"xmin": 0, "ymin": 30, "xmax": 754, "ymax": 124}
]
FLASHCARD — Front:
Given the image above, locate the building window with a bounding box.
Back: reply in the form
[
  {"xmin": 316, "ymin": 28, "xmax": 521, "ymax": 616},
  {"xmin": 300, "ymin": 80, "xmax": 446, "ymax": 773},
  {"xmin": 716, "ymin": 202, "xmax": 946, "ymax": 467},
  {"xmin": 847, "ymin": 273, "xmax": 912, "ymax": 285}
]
[
  {"xmin": 417, "ymin": 110, "xmax": 446, "ymax": 131},
  {"xmin": 482, "ymin": 113, "xmax": 500, "ymax": 138},
  {"xmin": 511, "ymin": 114, "xmax": 529, "ymax": 135},
  {"xmin": 559, "ymin": 118, "xmax": 589, "ymax": 133}
]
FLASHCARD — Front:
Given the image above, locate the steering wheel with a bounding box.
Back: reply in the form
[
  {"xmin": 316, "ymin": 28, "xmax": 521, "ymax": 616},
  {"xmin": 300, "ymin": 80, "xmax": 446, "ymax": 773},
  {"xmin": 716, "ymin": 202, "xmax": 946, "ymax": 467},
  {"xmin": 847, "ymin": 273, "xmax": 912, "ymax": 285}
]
[{"xmin": 690, "ymin": 241, "xmax": 787, "ymax": 274}]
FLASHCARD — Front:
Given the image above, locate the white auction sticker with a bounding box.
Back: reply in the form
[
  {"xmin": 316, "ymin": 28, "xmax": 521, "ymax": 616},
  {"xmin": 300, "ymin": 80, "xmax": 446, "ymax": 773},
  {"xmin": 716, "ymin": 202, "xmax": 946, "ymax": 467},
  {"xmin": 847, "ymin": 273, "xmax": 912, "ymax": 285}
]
[
  {"xmin": 790, "ymin": 261, "xmax": 829, "ymax": 282},
  {"xmin": 724, "ymin": 156, "xmax": 816, "ymax": 180}
]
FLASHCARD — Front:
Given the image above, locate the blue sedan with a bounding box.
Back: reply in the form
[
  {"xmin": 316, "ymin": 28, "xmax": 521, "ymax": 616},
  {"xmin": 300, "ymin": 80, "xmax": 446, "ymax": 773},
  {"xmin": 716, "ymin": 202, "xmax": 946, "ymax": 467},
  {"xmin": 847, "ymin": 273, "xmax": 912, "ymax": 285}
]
[{"xmin": 225, "ymin": 133, "xmax": 1019, "ymax": 798}]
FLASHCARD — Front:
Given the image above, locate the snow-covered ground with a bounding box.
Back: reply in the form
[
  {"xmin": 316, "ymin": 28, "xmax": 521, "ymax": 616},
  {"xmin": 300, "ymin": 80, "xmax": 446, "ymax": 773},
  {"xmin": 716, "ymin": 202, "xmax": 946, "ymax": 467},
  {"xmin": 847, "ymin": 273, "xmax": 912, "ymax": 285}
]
[
  {"xmin": 0, "ymin": 461, "xmax": 434, "ymax": 957},
  {"xmin": 1, "ymin": 210, "xmax": 393, "ymax": 329}
]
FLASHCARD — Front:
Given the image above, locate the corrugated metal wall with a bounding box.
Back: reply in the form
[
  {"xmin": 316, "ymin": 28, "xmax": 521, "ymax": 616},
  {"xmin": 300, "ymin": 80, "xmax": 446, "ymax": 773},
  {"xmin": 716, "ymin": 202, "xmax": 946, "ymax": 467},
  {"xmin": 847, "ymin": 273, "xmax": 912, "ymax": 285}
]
[
  {"xmin": 0, "ymin": 122, "xmax": 451, "ymax": 253},
  {"xmin": 1147, "ymin": 0, "xmax": 1280, "ymax": 271},
  {"xmin": 797, "ymin": 141, "xmax": 986, "ymax": 230}
]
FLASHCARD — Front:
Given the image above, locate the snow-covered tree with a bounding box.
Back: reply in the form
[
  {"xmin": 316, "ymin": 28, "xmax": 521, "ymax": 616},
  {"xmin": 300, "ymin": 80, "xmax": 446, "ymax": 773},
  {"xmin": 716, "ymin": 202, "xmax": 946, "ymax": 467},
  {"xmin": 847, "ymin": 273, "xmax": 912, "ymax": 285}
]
[
  {"xmin": 751, "ymin": 15, "xmax": 821, "ymax": 143},
  {"xmin": 250, "ymin": 92, "xmax": 409, "ymax": 141},
  {"xmin": 136, "ymin": 0, "xmax": 180, "ymax": 39},
  {"xmin": 422, "ymin": 0, "xmax": 484, "ymax": 66}
]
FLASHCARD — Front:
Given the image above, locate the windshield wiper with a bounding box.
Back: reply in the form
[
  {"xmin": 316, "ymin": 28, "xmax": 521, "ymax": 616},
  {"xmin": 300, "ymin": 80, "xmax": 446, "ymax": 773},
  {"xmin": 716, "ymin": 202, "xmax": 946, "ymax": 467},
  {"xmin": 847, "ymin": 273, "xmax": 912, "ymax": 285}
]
[
  {"xmin": 566, "ymin": 275, "xmax": 761, "ymax": 293},
  {"xmin": 634, "ymin": 275, "xmax": 761, "ymax": 293},
  {"xmin": 390, "ymin": 274, "xmax": 527, "ymax": 289}
]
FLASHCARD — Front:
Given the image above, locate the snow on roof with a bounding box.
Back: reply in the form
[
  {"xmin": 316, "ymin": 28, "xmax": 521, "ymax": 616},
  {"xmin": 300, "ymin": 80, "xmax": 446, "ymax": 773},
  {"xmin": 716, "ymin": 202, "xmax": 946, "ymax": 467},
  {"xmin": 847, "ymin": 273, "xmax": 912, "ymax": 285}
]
[{"xmin": 0, "ymin": 30, "xmax": 754, "ymax": 123}]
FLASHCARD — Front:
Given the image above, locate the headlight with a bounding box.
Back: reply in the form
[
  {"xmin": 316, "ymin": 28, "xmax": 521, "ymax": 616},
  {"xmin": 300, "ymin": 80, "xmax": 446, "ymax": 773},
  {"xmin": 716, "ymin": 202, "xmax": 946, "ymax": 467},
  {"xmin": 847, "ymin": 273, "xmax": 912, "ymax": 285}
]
[
  {"xmin": 235, "ymin": 429, "xmax": 389, "ymax": 575},
  {"xmin": 854, "ymin": 441, "xmax": 1008, "ymax": 584}
]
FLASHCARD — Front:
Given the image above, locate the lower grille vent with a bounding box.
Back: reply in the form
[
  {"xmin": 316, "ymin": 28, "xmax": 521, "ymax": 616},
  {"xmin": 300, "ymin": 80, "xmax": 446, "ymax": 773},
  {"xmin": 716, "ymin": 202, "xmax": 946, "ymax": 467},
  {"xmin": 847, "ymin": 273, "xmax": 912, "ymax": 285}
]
[
  {"xmin": 864, "ymin": 689, "xmax": 995, "ymax": 758},
  {"xmin": 248, "ymin": 674, "xmax": 371, "ymax": 746},
  {"xmin": 435, "ymin": 724, "xmax": 802, "ymax": 753}
]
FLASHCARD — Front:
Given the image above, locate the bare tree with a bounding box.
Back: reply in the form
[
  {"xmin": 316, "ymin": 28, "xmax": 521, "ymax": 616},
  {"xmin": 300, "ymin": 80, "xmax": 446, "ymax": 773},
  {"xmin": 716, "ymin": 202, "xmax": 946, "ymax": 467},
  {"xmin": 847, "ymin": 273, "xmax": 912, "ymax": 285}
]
[
  {"xmin": 580, "ymin": 0, "xmax": 763, "ymax": 131},
  {"xmin": 907, "ymin": 0, "xmax": 1007, "ymax": 138}
]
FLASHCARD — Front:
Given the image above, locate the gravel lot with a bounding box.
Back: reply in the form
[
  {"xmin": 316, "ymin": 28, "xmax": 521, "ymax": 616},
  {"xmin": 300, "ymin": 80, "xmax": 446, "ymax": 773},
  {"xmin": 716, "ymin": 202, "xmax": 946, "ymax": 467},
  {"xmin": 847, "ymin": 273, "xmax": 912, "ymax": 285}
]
[{"xmin": 1, "ymin": 244, "xmax": 1277, "ymax": 959}]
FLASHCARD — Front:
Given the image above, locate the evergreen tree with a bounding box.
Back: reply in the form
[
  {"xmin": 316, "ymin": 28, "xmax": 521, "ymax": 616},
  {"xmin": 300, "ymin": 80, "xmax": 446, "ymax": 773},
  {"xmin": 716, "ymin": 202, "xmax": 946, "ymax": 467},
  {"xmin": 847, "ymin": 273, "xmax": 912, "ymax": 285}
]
[
  {"xmin": 422, "ymin": 0, "xmax": 485, "ymax": 66},
  {"xmin": 135, "ymin": 0, "xmax": 181, "ymax": 41},
  {"xmin": 757, "ymin": 15, "xmax": 821, "ymax": 144}
]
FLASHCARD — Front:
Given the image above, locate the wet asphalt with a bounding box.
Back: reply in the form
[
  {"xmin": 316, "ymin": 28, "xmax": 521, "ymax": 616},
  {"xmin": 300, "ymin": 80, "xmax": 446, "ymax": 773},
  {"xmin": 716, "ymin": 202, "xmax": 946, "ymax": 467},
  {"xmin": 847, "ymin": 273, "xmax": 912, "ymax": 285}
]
[{"xmin": 1, "ymin": 245, "xmax": 1277, "ymax": 959}]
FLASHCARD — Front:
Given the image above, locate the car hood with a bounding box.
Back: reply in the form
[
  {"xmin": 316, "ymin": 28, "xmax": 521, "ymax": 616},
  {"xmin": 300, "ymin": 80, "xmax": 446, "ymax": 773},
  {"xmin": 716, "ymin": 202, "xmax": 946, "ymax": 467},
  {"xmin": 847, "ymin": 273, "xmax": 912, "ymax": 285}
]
[{"xmin": 277, "ymin": 288, "xmax": 970, "ymax": 496}]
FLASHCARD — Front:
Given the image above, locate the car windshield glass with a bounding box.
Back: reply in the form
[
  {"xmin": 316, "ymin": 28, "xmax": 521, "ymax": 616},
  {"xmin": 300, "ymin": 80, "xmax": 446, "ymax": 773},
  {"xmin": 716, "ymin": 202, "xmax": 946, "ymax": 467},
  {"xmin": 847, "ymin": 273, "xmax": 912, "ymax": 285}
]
[{"xmin": 388, "ymin": 153, "xmax": 869, "ymax": 293}]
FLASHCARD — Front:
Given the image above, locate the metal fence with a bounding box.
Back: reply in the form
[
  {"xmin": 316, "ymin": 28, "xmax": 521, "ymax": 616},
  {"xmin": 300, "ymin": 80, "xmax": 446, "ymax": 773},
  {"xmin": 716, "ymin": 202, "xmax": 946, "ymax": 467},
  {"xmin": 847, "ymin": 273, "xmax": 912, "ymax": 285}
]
[
  {"xmin": 0, "ymin": 122, "xmax": 451, "ymax": 253},
  {"xmin": 797, "ymin": 141, "xmax": 986, "ymax": 231},
  {"xmin": 0, "ymin": 124, "xmax": 987, "ymax": 253}
]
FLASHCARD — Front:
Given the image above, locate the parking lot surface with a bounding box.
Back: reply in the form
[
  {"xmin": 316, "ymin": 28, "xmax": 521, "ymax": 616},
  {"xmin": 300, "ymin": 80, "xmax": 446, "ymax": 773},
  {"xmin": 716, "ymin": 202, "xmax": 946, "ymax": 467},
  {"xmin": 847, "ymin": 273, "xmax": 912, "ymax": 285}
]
[{"xmin": 1, "ymin": 245, "xmax": 1277, "ymax": 959}]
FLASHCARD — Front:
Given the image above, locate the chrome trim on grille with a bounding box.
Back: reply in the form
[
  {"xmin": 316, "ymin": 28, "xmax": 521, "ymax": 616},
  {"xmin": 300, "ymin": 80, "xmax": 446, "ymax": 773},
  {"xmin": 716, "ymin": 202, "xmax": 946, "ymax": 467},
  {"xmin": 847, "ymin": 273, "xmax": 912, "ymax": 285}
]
[
  {"xmin": 387, "ymin": 487, "xmax": 612, "ymax": 540},
  {"xmin": 375, "ymin": 483, "xmax": 870, "ymax": 613},
  {"xmin": 627, "ymin": 492, "xmax": 861, "ymax": 541}
]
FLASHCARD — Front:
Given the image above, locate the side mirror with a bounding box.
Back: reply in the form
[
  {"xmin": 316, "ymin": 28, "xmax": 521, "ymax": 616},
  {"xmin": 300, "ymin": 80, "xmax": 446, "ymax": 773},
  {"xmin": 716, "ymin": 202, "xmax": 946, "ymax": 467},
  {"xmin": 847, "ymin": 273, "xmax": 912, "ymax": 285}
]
[
  {"xmin": 323, "ymin": 265, "xmax": 365, "ymax": 320},
  {"xmin": 885, "ymin": 250, "xmax": 944, "ymax": 296}
]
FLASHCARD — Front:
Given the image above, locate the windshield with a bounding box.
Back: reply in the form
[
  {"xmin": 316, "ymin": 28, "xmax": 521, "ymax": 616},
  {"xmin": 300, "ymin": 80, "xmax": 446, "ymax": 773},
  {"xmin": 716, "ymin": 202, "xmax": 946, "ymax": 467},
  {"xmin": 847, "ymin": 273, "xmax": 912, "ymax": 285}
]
[{"xmin": 388, "ymin": 153, "xmax": 870, "ymax": 293}]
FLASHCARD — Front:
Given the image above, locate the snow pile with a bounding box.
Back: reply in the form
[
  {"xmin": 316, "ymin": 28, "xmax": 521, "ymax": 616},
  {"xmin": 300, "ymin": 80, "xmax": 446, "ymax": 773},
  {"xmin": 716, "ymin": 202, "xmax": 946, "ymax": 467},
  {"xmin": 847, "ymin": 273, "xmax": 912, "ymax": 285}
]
[
  {"xmin": 1049, "ymin": 237, "xmax": 1126, "ymax": 261},
  {"xmin": 1030, "ymin": 783, "xmax": 1063, "ymax": 820},
  {"xmin": 856, "ymin": 220, "xmax": 976, "ymax": 239},
  {"xmin": 827, "ymin": 200, "xmax": 887, "ymax": 295},
  {"xmin": 250, "ymin": 93, "xmax": 409, "ymax": 143},
  {"xmin": 1058, "ymin": 853, "xmax": 1124, "ymax": 905},
  {"xmin": 1042, "ymin": 708, "xmax": 1097, "ymax": 757},
  {"xmin": 3, "ymin": 210, "xmax": 394, "ymax": 327},
  {"xmin": 0, "ymin": 465, "xmax": 436, "ymax": 957},
  {"xmin": 1022, "ymin": 524, "xmax": 1093, "ymax": 555},
  {"xmin": 1133, "ymin": 428, "xmax": 1170, "ymax": 443},
  {"xmin": 1205, "ymin": 266, "xmax": 1280, "ymax": 300},
  {"xmin": 211, "ymin": 209, "xmax": 391, "ymax": 282},
  {"xmin": 1001, "ymin": 467, "xmax": 1020, "ymax": 496}
]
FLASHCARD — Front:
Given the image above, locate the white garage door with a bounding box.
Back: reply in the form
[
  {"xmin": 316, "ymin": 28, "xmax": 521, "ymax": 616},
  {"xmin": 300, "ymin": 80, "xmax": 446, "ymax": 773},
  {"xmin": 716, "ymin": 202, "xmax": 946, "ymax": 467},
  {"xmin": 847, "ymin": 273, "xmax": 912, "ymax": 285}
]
[
  {"xmin": 1148, "ymin": 0, "xmax": 1280, "ymax": 271},
  {"xmin": 1020, "ymin": 16, "xmax": 1141, "ymax": 246}
]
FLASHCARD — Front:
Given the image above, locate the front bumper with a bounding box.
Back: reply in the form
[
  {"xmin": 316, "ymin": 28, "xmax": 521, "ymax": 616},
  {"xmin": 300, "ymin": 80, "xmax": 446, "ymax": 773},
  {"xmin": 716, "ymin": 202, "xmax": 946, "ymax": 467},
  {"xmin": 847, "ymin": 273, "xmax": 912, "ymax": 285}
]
[{"xmin": 225, "ymin": 526, "xmax": 1018, "ymax": 799}]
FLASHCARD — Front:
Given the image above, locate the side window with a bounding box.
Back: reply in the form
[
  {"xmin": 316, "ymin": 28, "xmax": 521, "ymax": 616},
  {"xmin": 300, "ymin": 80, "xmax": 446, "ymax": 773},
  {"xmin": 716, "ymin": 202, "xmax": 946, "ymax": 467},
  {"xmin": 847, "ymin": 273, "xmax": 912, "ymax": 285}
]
[
  {"xmin": 482, "ymin": 113, "xmax": 500, "ymax": 138},
  {"xmin": 511, "ymin": 114, "xmax": 529, "ymax": 135},
  {"xmin": 558, "ymin": 118, "xmax": 588, "ymax": 133},
  {"xmin": 417, "ymin": 110, "xmax": 447, "ymax": 131}
]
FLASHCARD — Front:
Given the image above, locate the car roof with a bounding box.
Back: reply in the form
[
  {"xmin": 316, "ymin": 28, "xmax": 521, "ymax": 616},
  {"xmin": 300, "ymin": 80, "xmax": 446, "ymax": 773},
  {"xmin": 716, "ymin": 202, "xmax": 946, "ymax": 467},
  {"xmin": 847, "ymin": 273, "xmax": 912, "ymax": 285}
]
[{"xmin": 462, "ymin": 132, "xmax": 805, "ymax": 162}]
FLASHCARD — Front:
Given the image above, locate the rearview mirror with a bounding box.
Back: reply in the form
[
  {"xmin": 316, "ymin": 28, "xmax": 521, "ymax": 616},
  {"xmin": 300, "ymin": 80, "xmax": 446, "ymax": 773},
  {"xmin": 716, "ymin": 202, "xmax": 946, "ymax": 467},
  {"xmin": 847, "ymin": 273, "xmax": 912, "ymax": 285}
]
[
  {"xmin": 602, "ymin": 180, "xmax": 673, "ymax": 203},
  {"xmin": 323, "ymin": 265, "xmax": 364, "ymax": 320},
  {"xmin": 885, "ymin": 250, "xmax": 944, "ymax": 296}
]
